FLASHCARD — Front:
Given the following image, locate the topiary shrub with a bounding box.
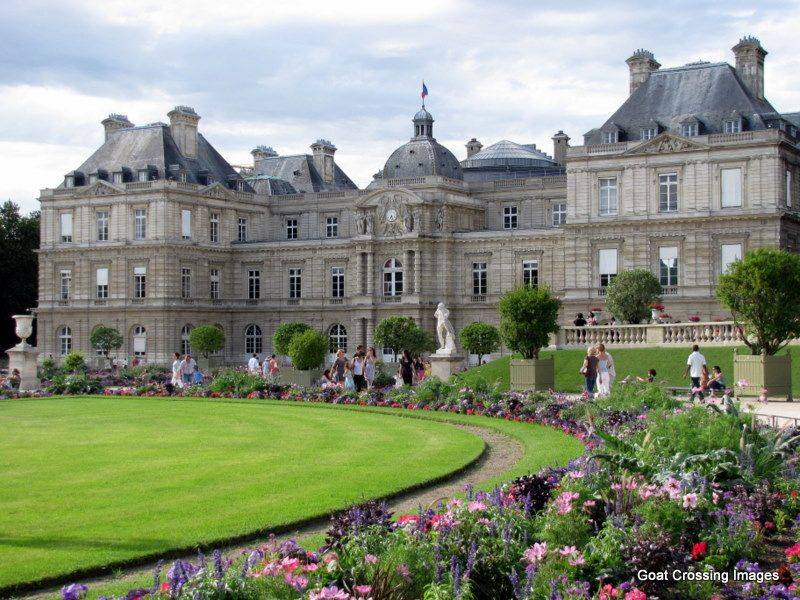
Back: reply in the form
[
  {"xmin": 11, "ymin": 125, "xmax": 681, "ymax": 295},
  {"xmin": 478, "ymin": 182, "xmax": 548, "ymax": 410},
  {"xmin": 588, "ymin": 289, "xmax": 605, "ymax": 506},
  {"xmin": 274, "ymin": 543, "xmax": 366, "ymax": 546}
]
[
  {"xmin": 188, "ymin": 325, "xmax": 225, "ymax": 358},
  {"xmin": 62, "ymin": 351, "xmax": 87, "ymax": 373},
  {"xmin": 374, "ymin": 316, "xmax": 435, "ymax": 357},
  {"xmin": 90, "ymin": 327, "xmax": 123, "ymax": 367},
  {"xmin": 273, "ymin": 323, "xmax": 312, "ymax": 356},
  {"xmin": 39, "ymin": 357, "xmax": 59, "ymax": 380},
  {"xmin": 498, "ymin": 286, "xmax": 560, "ymax": 359},
  {"xmin": 288, "ymin": 329, "xmax": 328, "ymax": 371},
  {"xmin": 605, "ymin": 269, "xmax": 662, "ymax": 324},
  {"xmin": 459, "ymin": 322, "xmax": 500, "ymax": 365}
]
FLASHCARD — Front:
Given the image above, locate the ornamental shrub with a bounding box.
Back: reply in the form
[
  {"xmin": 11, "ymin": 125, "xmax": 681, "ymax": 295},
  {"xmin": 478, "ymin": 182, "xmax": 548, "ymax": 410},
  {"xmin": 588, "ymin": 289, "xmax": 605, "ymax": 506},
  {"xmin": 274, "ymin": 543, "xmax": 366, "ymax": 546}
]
[
  {"xmin": 372, "ymin": 368, "xmax": 395, "ymax": 389},
  {"xmin": 188, "ymin": 325, "xmax": 225, "ymax": 358},
  {"xmin": 62, "ymin": 351, "xmax": 87, "ymax": 373},
  {"xmin": 717, "ymin": 247, "xmax": 800, "ymax": 355},
  {"xmin": 39, "ymin": 356, "xmax": 59, "ymax": 380},
  {"xmin": 287, "ymin": 329, "xmax": 327, "ymax": 371},
  {"xmin": 498, "ymin": 286, "xmax": 560, "ymax": 359},
  {"xmin": 374, "ymin": 316, "xmax": 435, "ymax": 356},
  {"xmin": 272, "ymin": 322, "xmax": 312, "ymax": 356},
  {"xmin": 605, "ymin": 269, "xmax": 662, "ymax": 324},
  {"xmin": 89, "ymin": 327, "xmax": 123, "ymax": 366},
  {"xmin": 208, "ymin": 369, "xmax": 266, "ymax": 396},
  {"xmin": 47, "ymin": 373, "xmax": 102, "ymax": 394},
  {"xmin": 459, "ymin": 322, "xmax": 500, "ymax": 365}
]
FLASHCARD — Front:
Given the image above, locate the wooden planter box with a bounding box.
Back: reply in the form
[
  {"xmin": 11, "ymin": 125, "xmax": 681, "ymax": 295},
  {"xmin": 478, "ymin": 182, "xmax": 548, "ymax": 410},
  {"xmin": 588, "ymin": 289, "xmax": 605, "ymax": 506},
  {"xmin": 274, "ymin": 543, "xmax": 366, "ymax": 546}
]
[
  {"xmin": 733, "ymin": 351, "xmax": 792, "ymax": 400},
  {"xmin": 510, "ymin": 357, "xmax": 555, "ymax": 392},
  {"xmin": 280, "ymin": 366, "xmax": 322, "ymax": 388}
]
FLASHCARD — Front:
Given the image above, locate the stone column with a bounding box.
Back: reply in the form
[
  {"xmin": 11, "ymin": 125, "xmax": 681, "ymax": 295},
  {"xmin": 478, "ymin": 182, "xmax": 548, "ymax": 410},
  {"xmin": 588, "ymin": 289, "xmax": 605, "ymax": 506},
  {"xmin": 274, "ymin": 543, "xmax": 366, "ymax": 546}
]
[
  {"xmin": 405, "ymin": 250, "xmax": 413, "ymax": 294},
  {"xmin": 353, "ymin": 317, "xmax": 364, "ymax": 352},
  {"xmin": 355, "ymin": 251, "xmax": 363, "ymax": 296},
  {"xmin": 414, "ymin": 248, "xmax": 422, "ymax": 296},
  {"xmin": 366, "ymin": 252, "xmax": 374, "ymax": 296},
  {"xmin": 366, "ymin": 317, "xmax": 375, "ymax": 349}
]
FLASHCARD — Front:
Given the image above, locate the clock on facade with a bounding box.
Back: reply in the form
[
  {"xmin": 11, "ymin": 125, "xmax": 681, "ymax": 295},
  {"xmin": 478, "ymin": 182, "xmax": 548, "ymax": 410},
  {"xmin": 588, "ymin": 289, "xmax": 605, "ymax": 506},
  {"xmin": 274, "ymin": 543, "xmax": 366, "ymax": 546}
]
[{"xmin": 385, "ymin": 208, "xmax": 398, "ymax": 222}]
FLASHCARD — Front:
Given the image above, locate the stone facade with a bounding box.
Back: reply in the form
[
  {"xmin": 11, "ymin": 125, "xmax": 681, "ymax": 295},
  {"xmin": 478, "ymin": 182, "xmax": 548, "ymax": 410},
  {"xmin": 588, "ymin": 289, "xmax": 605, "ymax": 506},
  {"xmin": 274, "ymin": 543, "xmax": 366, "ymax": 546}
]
[{"xmin": 35, "ymin": 37, "xmax": 800, "ymax": 365}]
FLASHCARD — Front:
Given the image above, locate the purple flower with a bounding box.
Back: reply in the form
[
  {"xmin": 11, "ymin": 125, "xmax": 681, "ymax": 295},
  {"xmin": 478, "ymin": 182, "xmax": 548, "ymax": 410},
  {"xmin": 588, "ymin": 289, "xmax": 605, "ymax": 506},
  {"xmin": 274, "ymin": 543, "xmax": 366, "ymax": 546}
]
[{"xmin": 60, "ymin": 584, "xmax": 88, "ymax": 600}]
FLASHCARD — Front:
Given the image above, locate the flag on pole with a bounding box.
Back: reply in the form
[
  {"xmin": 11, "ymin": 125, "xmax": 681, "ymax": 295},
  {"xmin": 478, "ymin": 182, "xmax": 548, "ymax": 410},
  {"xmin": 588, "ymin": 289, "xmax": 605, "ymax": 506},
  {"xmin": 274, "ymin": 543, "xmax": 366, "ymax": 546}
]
[{"xmin": 421, "ymin": 81, "xmax": 428, "ymax": 102}]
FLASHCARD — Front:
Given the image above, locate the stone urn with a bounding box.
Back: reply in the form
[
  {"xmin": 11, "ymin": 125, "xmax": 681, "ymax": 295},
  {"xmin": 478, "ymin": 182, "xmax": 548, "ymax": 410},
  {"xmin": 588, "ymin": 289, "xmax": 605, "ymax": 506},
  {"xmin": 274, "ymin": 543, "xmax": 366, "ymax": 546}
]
[
  {"xmin": 7, "ymin": 313, "xmax": 40, "ymax": 391},
  {"xmin": 650, "ymin": 308, "xmax": 660, "ymax": 323},
  {"xmin": 13, "ymin": 314, "xmax": 34, "ymax": 348}
]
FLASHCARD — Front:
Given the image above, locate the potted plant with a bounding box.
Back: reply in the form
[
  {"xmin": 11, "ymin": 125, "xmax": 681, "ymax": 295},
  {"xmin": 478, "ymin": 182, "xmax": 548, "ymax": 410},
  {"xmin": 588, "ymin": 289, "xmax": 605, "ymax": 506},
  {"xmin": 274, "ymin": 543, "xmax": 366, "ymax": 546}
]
[
  {"xmin": 688, "ymin": 315, "xmax": 701, "ymax": 323},
  {"xmin": 188, "ymin": 325, "xmax": 226, "ymax": 370},
  {"xmin": 90, "ymin": 326, "xmax": 123, "ymax": 368},
  {"xmin": 649, "ymin": 303, "xmax": 665, "ymax": 323},
  {"xmin": 499, "ymin": 286, "xmax": 560, "ymax": 391},
  {"xmin": 459, "ymin": 322, "xmax": 500, "ymax": 366},
  {"xmin": 717, "ymin": 248, "xmax": 800, "ymax": 400},
  {"xmin": 285, "ymin": 329, "xmax": 328, "ymax": 387}
]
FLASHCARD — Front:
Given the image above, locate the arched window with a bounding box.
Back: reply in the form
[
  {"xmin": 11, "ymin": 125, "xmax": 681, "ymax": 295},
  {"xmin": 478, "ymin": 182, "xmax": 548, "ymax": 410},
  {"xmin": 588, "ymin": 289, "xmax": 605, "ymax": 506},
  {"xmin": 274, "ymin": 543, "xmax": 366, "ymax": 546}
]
[
  {"xmin": 328, "ymin": 324, "xmax": 347, "ymax": 353},
  {"xmin": 181, "ymin": 325, "xmax": 192, "ymax": 355},
  {"xmin": 132, "ymin": 325, "xmax": 147, "ymax": 357},
  {"xmin": 59, "ymin": 326, "xmax": 72, "ymax": 355},
  {"xmin": 245, "ymin": 324, "xmax": 262, "ymax": 355},
  {"xmin": 383, "ymin": 258, "xmax": 403, "ymax": 297}
]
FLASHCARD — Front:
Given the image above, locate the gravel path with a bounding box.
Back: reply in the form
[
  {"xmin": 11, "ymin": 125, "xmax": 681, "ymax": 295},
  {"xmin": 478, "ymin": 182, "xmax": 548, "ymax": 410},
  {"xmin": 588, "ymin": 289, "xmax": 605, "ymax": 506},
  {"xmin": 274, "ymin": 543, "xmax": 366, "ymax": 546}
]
[{"xmin": 16, "ymin": 423, "xmax": 523, "ymax": 599}]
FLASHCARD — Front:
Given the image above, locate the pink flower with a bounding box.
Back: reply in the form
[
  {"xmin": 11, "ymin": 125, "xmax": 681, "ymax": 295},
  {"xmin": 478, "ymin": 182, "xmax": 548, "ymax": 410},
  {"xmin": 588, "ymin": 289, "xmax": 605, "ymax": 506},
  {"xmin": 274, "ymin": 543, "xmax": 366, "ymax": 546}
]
[
  {"xmin": 396, "ymin": 563, "xmax": 411, "ymax": 580},
  {"xmin": 559, "ymin": 546, "xmax": 578, "ymax": 556},
  {"xmin": 354, "ymin": 585, "xmax": 372, "ymax": 597},
  {"xmin": 583, "ymin": 499, "xmax": 596, "ymax": 509},
  {"xmin": 712, "ymin": 491, "xmax": 720, "ymax": 505},
  {"xmin": 568, "ymin": 553, "xmax": 586, "ymax": 567},
  {"xmin": 624, "ymin": 590, "xmax": 647, "ymax": 600},
  {"xmin": 523, "ymin": 542, "xmax": 548, "ymax": 564},
  {"xmin": 683, "ymin": 493, "xmax": 698, "ymax": 509},
  {"xmin": 663, "ymin": 478, "xmax": 681, "ymax": 500},
  {"xmin": 568, "ymin": 470, "xmax": 585, "ymax": 479},
  {"xmin": 555, "ymin": 491, "xmax": 580, "ymax": 514},
  {"xmin": 284, "ymin": 574, "xmax": 308, "ymax": 590},
  {"xmin": 304, "ymin": 563, "xmax": 319, "ymax": 572},
  {"xmin": 309, "ymin": 586, "xmax": 350, "ymax": 600},
  {"xmin": 467, "ymin": 500, "xmax": 486, "ymax": 512},
  {"xmin": 280, "ymin": 557, "xmax": 300, "ymax": 572},
  {"xmin": 364, "ymin": 554, "xmax": 379, "ymax": 564}
]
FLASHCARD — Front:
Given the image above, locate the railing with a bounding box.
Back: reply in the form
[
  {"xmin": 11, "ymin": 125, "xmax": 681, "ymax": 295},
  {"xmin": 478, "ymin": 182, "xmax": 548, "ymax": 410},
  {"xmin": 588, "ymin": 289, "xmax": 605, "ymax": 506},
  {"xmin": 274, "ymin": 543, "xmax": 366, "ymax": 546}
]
[
  {"xmin": 329, "ymin": 298, "xmax": 344, "ymax": 305},
  {"xmin": 470, "ymin": 295, "xmax": 487, "ymax": 302},
  {"xmin": 708, "ymin": 132, "xmax": 754, "ymax": 144},
  {"xmin": 661, "ymin": 286, "xmax": 679, "ymax": 296},
  {"xmin": 382, "ymin": 295, "xmax": 402, "ymax": 303},
  {"xmin": 562, "ymin": 324, "xmax": 648, "ymax": 347},
  {"xmin": 557, "ymin": 321, "xmax": 744, "ymax": 348}
]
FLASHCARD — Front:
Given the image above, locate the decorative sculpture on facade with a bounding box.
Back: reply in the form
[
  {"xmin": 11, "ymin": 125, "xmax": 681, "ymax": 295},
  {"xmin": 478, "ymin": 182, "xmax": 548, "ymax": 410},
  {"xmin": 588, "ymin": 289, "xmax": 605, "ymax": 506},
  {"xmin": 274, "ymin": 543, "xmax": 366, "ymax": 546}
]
[{"xmin": 434, "ymin": 302, "xmax": 458, "ymax": 355}]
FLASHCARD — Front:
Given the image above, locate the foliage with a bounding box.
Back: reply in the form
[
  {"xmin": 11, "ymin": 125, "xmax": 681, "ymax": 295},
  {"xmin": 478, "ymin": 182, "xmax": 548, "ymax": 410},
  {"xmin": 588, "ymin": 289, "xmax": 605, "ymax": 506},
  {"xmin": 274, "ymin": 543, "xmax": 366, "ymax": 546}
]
[
  {"xmin": 272, "ymin": 323, "xmax": 312, "ymax": 356},
  {"xmin": 605, "ymin": 269, "xmax": 662, "ymax": 324},
  {"xmin": 287, "ymin": 330, "xmax": 328, "ymax": 371},
  {"xmin": 458, "ymin": 322, "xmax": 500, "ymax": 365},
  {"xmin": 374, "ymin": 316, "xmax": 435, "ymax": 356},
  {"xmin": 62, "ymin": 351, "xmax": 86, "ymax": 373},
  {"xmin": 39, "ymin": 356, "xmax": 59, "ymax": 380},
  {"xmin": 89, "ymin": 327, "xmax": 123, "ymax": 365},
  {"xmin": 208, "ymin": 370, "xmax": 267, "ymax": 396},
  {"xmin": 717, "ymin": 247, "xmax": 800, "ymax": 355},
  {"xmin": 373, "ymin": 369, "xmax": 396, "ymax": 388},
  {"xmin": 187, "ymin": 325, "xmax": 225, "ymax": 358},
  {"xmin": 46, "ymin": 373, "xmax": 102, "ymax": 394},
  {"xmin": 497, "ymin": 286, "xmax": 560, "ymax": 359}
]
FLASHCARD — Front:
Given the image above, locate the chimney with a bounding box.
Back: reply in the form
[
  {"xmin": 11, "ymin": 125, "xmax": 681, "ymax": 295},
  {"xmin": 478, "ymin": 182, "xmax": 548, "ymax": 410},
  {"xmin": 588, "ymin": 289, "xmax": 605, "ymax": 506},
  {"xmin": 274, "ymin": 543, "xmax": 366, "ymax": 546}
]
[
  {"xmin": 167, "ymin": 106, "xmax": 200, "ymax": 159},
  {"xmin": 101, "ymin": 114, "xmax": 133, "ymax": 141},
  {"xmin": 551, "ymin": 130, "xmax": 570, "ymax": 165},
  {"xmin": 251, "ymin": 145, "xmax": 278, "ymax": 171},
  {"xmin": 732, "ymin": 36, "xmax": 767, "ymax": 100},
  {"xmin": 465, "ymin": 138, "xmax": 483, "ymax": 158},
  {"xmin": 626, "ymin": 49, "xmax": 660, "ymax": 95},
  {"xmin": 310, "ymin": 139, "xmax": 336, "ymax": 184}
]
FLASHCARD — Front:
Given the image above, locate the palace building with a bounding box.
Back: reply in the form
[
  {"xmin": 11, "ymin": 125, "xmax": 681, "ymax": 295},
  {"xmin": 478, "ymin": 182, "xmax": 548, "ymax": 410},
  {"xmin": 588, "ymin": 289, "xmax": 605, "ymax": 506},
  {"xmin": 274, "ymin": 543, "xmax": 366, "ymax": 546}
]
[{"xmin": 36, "ymin": 37, "xmax": 800, "ymax": 364}]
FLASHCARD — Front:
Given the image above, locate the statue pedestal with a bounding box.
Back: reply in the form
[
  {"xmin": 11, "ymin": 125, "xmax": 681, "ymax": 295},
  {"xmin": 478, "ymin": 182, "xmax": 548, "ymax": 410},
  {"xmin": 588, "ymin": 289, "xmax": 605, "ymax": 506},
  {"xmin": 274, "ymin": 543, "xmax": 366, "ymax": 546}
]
[
  {"xmin": 7, "ymin": 343, "xmax": 40, "ymax": 391},
  {"xmin": 429, "ymin": 353, "xmax": 465, "ymax": 381}
]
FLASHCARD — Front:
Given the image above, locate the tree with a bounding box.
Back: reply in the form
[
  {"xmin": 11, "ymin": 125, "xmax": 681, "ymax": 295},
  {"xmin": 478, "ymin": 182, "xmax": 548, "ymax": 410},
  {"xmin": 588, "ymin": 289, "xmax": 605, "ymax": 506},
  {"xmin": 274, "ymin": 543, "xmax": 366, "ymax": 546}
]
[
  {"xmin": 459, "ymin": 322, "xmax": 500, "ymax": 365},
  {"xmin": 498, "ymin": 286, "xmax": 560, "ymax": 359},
  {"xmin": 188, "ymin": 325, "xmax": 225, "ymax": 358},
  {"xmin": 273, "ymin": 323, "xmax": 312, "ymax": 356},
  {"xmin": 288, "ymin": 329, "xmax": 328, "ymax": 370},
  {"xmin": 90, "ymin": 327, "xmax": 123, "ymax": 366},
  {"xmin": 605, "ymin": 269, "xmax": 662, "ymax": 324},
  {"xmin": 717, "ymin": 248, "xmax": 800, "ymax": 355},
  {"xmin": 374, "ymin": 316, "xmax": 435, "ymax": 357}
]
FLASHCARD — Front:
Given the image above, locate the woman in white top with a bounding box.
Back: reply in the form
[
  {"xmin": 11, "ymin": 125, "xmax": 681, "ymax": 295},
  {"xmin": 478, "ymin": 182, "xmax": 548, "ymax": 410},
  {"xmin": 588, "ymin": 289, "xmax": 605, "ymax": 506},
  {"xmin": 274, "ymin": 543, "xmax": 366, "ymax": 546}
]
[
  {"xmin": 171, "ymin": 352, "xmax": 183, "ymax": 388},
  {"xmin": 364, "ymin": 347, "xmax": 377, "ymax": 388},
  {"xmin": 595, "ymin": 343, "xmax": 616, "ymax": 397}
]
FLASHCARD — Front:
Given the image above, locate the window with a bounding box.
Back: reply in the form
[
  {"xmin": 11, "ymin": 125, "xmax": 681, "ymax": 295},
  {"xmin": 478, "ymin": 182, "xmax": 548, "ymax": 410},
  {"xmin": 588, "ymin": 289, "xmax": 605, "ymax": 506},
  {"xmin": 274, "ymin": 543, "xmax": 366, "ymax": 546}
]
[
  {"xmin": 60, "ymin": 213, "xmax": 73, "ymax": 243},
  {"xmin": 642, "ymin": 127, "xmax": 656, "ymax": 140},
  {"xmin": 96, "ymin": 267, "xmax": 109, "ymax": 299},
  {"xmin": 721, "ymin": 168, "xmax": 743, "ymax": 208},
  {"xmin": 383, "ymin": 258, "xmax": 403, "ymax": 297},
  {"xmin": 59, "ymin": 269, "xmax": 71, "ymax": 300},
  {"xmin": 181, "ymin": 325, "xmax": 192, "ymax": 355},
  {"xmin": 96, "ymin": 211, "xmax": 109, "ymax": 241},
  {"xmin": 523, "ymin": 260, "xmax": 539, "ymax": 288},
  {"xmin": 289, "ymin": 268, "xmax": 302, "ymax": 299},
  {"xmin": 599, "ymin": 248, "xmax": 618, "ymax": 287},
  {"xmin": 331, "ymin": 266, "xmax": 345, "ymax": 298},
  {"xmin": 181, "ymin": 268, "xmax": 191, "ymax": 299},
  {"xmin": 138, "ymin": 169, "xmax": 150, "ymax": 182},
  {"xmin": 181, "ymin": 209, "xmax": 191, "ymax": 239},
  {"xmin": 237, "ymin": 217, "xmax": 248, "ymax": 242},
  {"xmin": 503, "ymin": 206, "xmax": 518, "ymax": 230},
  {"xmin": 328, "ymin": 324, "xmax": 347, "ymax": 353},
  {"xmin": 658, "ymin": 173, "xmax": 678, "ymax": 212},
  {"xmin": 132, "ymin": 325, "xmax": 147, "ymax": 357},
  {"xmin": 59, "ymin": 326, "xmax": 72, "ymax": 356},
  {"xmin": 682, "ymin": 122, "xmax": 698, "ymax": 137},
  {"xmin": 724, "ymin": 119, "xmax": 742, "ymax": 134},
  {"xmin": 210, "ymin": 213, "xmax": 220, "ymax": 243},
  {"xmin": 134, "ymin": 208, "xmax": 147, "ymax": 240},
  {"xmin": 245, "ymin": 324, "xmax": 262, "ymax": 355},
  {"xmin": 787, "ymin": 170, "xmax": 793, "ymax": 208},
  {"xmin": 601, "ymin": 131, "xmax": 617, "ymax": 144},
  {"xmin": 472, "ymin": 262, "xmax": 487, "ymax": 295},
  {"xmin": 133, "ymin": 266, "xmax": 146, "ymax": 299},
  {"xmin": 721, "ymin": 243, "xmax": 742, "ymax": 274},
  {"xmin": 210, "ymin": 269, "xmax": 220, "ymax": 300},
  {"xmin": 286, "ymin": 218, "xmax": 298, "ymax": 240},
  {"xmin": 599, "ymin": 178, "xmax": 618, "ymax": 215},
  {"xmin": 552, "ymin": 202, "xmax": 566, "ymax": 226},
  {"xmin": 659, "ymin": 246, "xmax": 678, "ymax": 287},
  {"xmin": 326, "ymin": 216, "xmax": 339, "ymax": 238},
  {"xmin": 248, "ymin": 269, "xmax": 260, "ymax": 300}
]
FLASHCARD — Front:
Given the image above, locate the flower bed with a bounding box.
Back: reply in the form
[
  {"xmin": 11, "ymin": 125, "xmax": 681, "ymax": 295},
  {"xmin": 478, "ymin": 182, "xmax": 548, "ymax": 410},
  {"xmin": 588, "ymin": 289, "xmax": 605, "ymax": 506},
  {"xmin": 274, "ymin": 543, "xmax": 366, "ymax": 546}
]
[{"xmin": 26, "ymin": 377, "xmax": 800, "ymax": 599}]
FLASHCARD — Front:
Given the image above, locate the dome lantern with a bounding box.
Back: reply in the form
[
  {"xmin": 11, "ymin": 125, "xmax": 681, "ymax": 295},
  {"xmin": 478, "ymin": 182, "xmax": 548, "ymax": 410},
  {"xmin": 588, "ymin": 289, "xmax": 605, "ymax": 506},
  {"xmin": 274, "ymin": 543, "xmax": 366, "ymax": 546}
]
[{"xmin": 413, "ymin": 106, "xmax": 434, "ymax": 139}]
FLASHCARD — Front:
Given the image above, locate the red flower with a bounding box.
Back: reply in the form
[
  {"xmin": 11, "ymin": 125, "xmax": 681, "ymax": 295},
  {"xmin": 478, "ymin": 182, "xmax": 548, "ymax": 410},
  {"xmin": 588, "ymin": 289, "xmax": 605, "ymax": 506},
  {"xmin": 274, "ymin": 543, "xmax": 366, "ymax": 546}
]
[
  {"xmin": 691, "ymin": 541, "xmax": 708, "ymax": 561},
  {"xmin": 785, "ymin": 543, "xmax": 800, "ymax": 562},
  {"xmin": 160, "ymin": 582, "xmax": 170, "ymax": 592}
]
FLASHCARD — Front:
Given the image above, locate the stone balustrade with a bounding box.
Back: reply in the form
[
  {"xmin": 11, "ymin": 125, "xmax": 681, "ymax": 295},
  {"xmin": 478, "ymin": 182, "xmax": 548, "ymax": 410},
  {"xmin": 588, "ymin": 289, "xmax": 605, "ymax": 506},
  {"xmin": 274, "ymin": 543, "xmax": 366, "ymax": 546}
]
[{"xmin": 556, "ymin": 321, "xmax": 747, "ymax": 348}]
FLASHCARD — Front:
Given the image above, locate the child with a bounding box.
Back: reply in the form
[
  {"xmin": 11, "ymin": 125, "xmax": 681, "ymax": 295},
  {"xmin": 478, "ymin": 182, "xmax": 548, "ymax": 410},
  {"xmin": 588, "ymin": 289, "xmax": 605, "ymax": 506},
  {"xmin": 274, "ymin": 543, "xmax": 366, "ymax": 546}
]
[
  {"xmin": 343, "ymin": 364, "xmax": 356, "ymax": 391},
  {"xmin": 320, "ymin": 369, "xmax": 336, "ymax": 389},
  {"xmin": 637, "ymin": 368, "xmax": 657, "ymax": 383},
  {"xmin": 708, "ymin": 366, "xmax": 726, "ymax": 396}
]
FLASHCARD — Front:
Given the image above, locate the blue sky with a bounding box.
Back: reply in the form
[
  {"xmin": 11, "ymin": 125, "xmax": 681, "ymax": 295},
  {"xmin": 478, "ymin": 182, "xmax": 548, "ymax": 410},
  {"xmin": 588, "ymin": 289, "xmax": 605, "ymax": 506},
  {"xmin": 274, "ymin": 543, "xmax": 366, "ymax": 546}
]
[{"xmin": 2, "ymin": 0, "xmax": 800, "ymax": 213}]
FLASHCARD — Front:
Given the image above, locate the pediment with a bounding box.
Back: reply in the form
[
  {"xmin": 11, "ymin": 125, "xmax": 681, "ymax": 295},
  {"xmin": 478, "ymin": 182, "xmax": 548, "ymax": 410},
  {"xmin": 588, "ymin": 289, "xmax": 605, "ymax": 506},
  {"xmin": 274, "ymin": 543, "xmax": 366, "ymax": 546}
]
[
  {"xmin": 75, "ymin": 180, "xmax": 122, "ymax": 197},
  {"xmin": 354, "ymin": 188, "xmax": 425, "ymax": 209},
  {"xmin": 200, "ymin": 182, "xmax": 237, "ymax": 200},
  {"xmin": 353, "ymin": 189, "xmax": 425, "ymax": 237},
  {"xmin": 623, "ymin": 132, "xmax": 709, "ymax": 156}
]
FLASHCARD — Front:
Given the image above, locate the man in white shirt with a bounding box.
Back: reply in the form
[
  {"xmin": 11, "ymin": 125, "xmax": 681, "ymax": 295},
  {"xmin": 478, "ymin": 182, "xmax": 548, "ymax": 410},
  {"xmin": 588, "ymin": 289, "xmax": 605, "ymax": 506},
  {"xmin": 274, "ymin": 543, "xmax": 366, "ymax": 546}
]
[
  {"xmin": 180, "ymin": 354, "xmax": 197, "ymax": 385},
  {"xmin": 247, "ymin": 353, "xmax": 260, "ymax": 373},
  {"xmin": 683, "ymin": 345, "xmax": 707, "ymax": 400}
]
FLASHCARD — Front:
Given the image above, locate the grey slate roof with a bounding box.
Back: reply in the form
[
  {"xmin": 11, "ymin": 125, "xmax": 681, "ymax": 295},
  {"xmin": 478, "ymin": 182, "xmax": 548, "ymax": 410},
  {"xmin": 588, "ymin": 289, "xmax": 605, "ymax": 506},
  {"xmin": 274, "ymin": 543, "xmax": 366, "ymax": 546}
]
[
  {"xmin": 60, "ymin": 123, "xmax": 252, "ymax": 191},
  {"xmin": 244, "ymin": 174, "xmax": 298, "ymax": 196},
  {"xmin": 461, "ymin": 139, "xmax": 557, "ymax": 170},
  {"xmin": 382, "ymin": 138, "xmax": 463, "ymax": 180},
  {"xmin": 584, "ymin": 61, "xmax": 788, "ymax": 145},
  {"xmin": 253, "ymin": 154, "xmax": 357, "ymax": 193}
]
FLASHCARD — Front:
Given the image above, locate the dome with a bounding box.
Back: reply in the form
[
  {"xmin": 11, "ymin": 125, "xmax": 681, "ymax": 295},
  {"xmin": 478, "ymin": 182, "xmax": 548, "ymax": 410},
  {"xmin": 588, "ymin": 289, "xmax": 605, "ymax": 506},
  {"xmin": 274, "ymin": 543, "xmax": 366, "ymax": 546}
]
[
  {"xmin": 461, "ymin": 139, "xmax": 558, "ymax": 170},
  {"xmin": 382, "ymin": 106, "xmax": 463, "ymax": 180}
]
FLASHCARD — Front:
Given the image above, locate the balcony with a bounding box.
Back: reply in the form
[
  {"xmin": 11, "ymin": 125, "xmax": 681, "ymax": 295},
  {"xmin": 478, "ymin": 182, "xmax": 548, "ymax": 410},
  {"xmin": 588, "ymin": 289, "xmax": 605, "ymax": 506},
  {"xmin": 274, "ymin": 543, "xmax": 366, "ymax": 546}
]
[
  {"xmin": 661, "ymin": 285, "xmax": 679, "ymax": 296},
  {"xmin": 329, "ymin": 298, "xmax": 344, "ymax": 305},
  {"xmin": 470, "ymin": 294, "xmax": 487, "ymax": 303},
  {"xmin": 382, "ymin": 295, "xmax": 402, "ymax": 303},
  {"xmin": 286, "ymin": 298, "xmax": 300, "ymax": 305}
]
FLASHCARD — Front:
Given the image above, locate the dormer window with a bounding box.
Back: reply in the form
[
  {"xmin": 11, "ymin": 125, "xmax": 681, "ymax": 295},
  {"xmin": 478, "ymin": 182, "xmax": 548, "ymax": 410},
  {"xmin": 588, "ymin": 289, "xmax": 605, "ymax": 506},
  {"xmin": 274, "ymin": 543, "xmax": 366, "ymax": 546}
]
[
  {"xmin": 724, "ymin": 118, "xmax": 742, "ymax": 134},
  {"xmin": 65, "ymin": 175, "xmax": 74, "ymax": 188},
  {"xmin": 64, "ymin": 171, "xmax": 85, "ymax": 188},
  {"xmin": 642, "ymin": 127, "xmax": 656, "ymax": 140},
  {"xmin": 88, "ymin": 169, "xmax": 108, "ymax": 185},
  {"xmin": 682, "ymin": 122, "xmax": 699, "ymax": 137},
  {"xmin": 112, "ymin": 167, "xmax": 132, "ymax": 185},
  {"xmin": 601, "ymin": 131, "xmax": 618, "ymax": 144}
]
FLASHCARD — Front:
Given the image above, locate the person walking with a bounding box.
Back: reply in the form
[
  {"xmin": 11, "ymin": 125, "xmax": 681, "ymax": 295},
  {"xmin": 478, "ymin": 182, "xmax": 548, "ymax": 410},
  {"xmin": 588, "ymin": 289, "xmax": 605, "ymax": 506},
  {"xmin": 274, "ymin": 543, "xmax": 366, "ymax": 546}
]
[
  {"xmin": 580, "ymin": 346, "xmax": 599, "ymax": 395},
  {"xmin": 596, "ymin": 343, "xmax": 616, "ymax": 397},
  {"xmin": 399, "ymin": 350, "xmax": 414, "ymax": 386},
  {"xmin": 268, "ymin": 354, "xmax": 280, "ymax": 378},
  {"xmin": 352, "ymin": 350, "xmax": 366, "ymax": 391},
  {"xmin": 333, "ymin": 349, "xmax": 347, "ymax": 383},
  {"xmin": 364, "ymin": 347, "xmax": 377, "ymax": 388},
  {"xmin": 247, "ymin": 353, "xmax": 259, "ymax": 374},
  {"xmin": 171, "ymin": 352, "xmax": 183, "ymax": 388},
  {"xmin": 683, "ymin": 344, "xmax": 707, "ymax": 401},
  {"xmin": 180, "ymin": 353, "xmax": 196, "ymax": 386}
]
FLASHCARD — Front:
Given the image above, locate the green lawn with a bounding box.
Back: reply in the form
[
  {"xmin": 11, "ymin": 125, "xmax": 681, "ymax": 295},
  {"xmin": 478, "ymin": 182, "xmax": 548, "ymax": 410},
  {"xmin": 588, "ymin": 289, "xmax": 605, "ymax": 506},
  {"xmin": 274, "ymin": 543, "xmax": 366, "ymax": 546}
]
[
  {"xmin": 454, "ymin": 346, "xmax": 800, "ymax": 394},
  {"xmin": 0, "ymin": 396, "xmax": 490, "ymax": 590}
]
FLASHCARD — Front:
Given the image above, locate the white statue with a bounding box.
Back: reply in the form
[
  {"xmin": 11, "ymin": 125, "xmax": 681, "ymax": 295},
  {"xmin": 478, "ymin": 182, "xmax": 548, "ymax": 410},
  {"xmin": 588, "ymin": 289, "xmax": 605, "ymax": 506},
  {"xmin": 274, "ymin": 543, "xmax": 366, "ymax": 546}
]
[{"xmin": 434, "ymin": 302, "xmax": 458, "ymax": 355}]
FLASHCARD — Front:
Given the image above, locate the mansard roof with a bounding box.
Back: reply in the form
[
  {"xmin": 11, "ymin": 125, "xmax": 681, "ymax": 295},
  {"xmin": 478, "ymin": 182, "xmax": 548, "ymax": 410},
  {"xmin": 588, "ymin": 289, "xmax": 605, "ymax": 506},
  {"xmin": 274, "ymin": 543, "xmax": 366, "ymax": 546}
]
[
  {"xmin": 245, "ymin": 174, "xmax": 298, "ymax": 196},
  {"xmin": 60, "ymin": 123, "xmax": 251, "ymax": 191},
  {"xmin": 253, "ymin": 154, "xmax": 357, "ymax": 193},
  {"xmin": 584, "ymin": 61, "xmax": 783, "ymax": 145}
]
